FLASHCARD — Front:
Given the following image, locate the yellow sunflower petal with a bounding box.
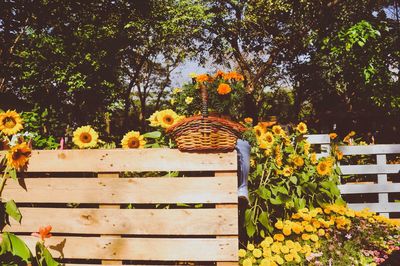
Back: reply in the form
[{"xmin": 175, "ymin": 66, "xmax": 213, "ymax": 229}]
[{"xmin": 0, "ymin": 110, "xmax": 24, "ymax": 136}]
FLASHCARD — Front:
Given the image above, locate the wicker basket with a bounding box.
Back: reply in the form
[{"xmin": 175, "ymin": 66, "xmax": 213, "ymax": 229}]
[{"xmin": 166, "ymin": 84, "xmax": 246, "ymax": 152}]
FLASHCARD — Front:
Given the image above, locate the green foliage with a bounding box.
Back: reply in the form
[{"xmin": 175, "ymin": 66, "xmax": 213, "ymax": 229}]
[{"xmin": 244, "ymin": 122, "xmax": 343, "ymax": 240}]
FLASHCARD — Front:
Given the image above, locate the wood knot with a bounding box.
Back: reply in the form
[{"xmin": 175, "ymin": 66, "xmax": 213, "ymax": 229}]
[{"xmin": 57, "ymin": 153, "xmax": 66, "ymax": 159}]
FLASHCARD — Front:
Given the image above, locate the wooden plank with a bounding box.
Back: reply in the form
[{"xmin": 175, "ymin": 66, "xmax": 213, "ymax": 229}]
[
  {"xmin": 338, "ymin": 183, "xmax": 400, "ymax": 194},
  {"xmin": 215, "ymin": 171, "xmax": 238, "ymax": 266},
  {"xmin": 8, "ymin": 208, "xmax": 238, "ymax": 235},
  {"xmin": 0, "ymin": 149, "xmax": 237, "ymax": 172},
  {"xmin": 19, "ymin": 236, "xmax": 238, "ymax": 261},
  {"xmin": 347, "ymin": 203, "xmax": 400, "ymax": 213},
  {"xmin": 338, "ymin": 144, "xmax": 400, "ymax": 155},
  {"xmin": 339, "ymin": 164, "xmax": 400, "ymax": 175},
  {"xmin": 377, "ymin": 155, "xmax": 389, "ymax": 217},
  {"xmin": 98, "ymin": 173, "xmax": 121, "ymax": 265},
  {"xmin": 4, "ymin": 176, "xmax": 237, "ymax": 204},
  {"xmin": 304, "ymin": 134, "xmax": 330, "ymax": 144}
]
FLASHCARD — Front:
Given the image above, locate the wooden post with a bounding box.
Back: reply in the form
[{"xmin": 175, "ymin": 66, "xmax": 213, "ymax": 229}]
[
  {"xmin": 215, "ymin": 171, "xmax": 239, "ymax": 266},
  {"xmin": 377, "ymin": 154, "xmax": 389, "ymax": 217},
  {"xmin": 98, "ymin": 172, "xmax": 122, "ymax": 265}
]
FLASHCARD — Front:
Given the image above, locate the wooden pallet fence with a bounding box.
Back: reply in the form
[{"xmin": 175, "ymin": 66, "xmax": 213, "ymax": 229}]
[
  {"xmin": 2, "ymin": 149, "xmax": 239, "ymax": 265},
  {"xmin": 337, "ymin": 144, "xmax": 400, "ymax": 217}
]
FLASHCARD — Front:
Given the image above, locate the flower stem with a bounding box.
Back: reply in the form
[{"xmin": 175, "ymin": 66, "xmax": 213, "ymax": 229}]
[{"xmin": 0, "ymin": 166, "xmax": 10, "ymax": 198}]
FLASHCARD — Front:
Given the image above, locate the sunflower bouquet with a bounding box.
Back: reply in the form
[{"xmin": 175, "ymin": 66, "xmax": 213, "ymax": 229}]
[{"xmin": 171, "ymin": 70, "xmax": 246, "ymax": 120}]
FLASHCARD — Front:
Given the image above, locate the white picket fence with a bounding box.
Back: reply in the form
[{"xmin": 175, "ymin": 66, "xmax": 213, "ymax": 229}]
[{"xmin": 306, "ymin": 134, "xmax": 400, "ymax": 217}]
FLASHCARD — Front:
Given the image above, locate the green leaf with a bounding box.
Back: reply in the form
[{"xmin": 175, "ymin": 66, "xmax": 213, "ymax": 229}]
[
  {"xmin": 5, "ymin": 200, "xmax": 22, "ymax": 223},
  {"xmin": 289, "ymin": 176, "xmax": 297, "ymax": 185},
  {"xmin": 8, "ymin": 168, "xmax": 17, "ymax": 181},
  {"xmin": 256, "ymin": 187, "xmax": 271, "ymax": 200},
  {"xmin": 276, "ymin": 186, "xmax": 288, "ymax": 195},
  {"xmin": 35, "ymin": 241, "xmax": 60, "ymax": 266},
  {"xmin": 1, "ymin": 232, "xmax": 32, "ymax": 263},
  {"xmin": 244, "ymin": 209, "xmax": 256, "ymax": 238},
  {"xmin": 258, "ymin": 211, "xmax": 270, "ymax": 229},
  {"xmin": 142, "ymin": 131, "xmax": 162, "ymax": 139},
  {"xmin": 269, "ymin": 197, "xmax": 282, "ymax": 205}
]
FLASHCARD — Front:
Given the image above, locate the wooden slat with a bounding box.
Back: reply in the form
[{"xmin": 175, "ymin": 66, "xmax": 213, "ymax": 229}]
[
  {"xmin": 4, "ymin": 176, "xmax": 237, "ymax": 204},
  {"xmin": 215, "ymin": 171, "xmax": 238, "ymax": 266},
  {"xmin": 347, "ymin": 203, "xmax": 400, "ymax": 213},
  {"xmin": 19, "ymin": 236, "xmax": 238, "ymax": 261},
  {"xmin": 0, "ymin": 149, "xmax": 237, "ymax": 172},
  {"xmin": 304, "ymin": 134, "xmax": 330, "ymax": 144},
  {"xmin": 339, "ymin": 164, "xmax": 400, "ymax": 175},
  {"xmin": 8, "ymin": 208, "xmax": 238, "ymax": 235},
  {"xmin": 339, "ymin": 183, "xmax": 400, "ymax": 194},
  {"xmin": 339, "ymin": 144, "xmax": 400, "ymax": 155}
]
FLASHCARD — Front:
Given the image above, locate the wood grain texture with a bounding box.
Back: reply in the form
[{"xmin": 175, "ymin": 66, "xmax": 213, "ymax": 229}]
[
  {"xmin": 8, "ymin": 208, "xmax": 238, "ymax": 235},
  {"xmin": 339, "ymin": 164, "xmax": 400, "ymax": 175},
  {"xmin": 4, "ymin": 176, "xmax": 237, "ymax": 204},
  {"xmin": 19, "ymin": 236, "xmax": 238, "ymax": 261},
  {"xmin": 0, "ymin": 149, "xmax": 237, "ymax": 172}
]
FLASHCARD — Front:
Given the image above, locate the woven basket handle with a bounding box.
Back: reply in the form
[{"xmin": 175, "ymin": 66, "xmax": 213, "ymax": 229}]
[{"xmin": 200, "ymin": 83, "xmax": 208, "ymax": 118}]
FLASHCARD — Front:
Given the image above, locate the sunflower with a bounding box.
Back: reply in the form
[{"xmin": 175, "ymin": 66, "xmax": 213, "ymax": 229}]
[
  {"xmin": 72, "ymin": 125, "xmax": 99, "ymax": 149},
  {"xmin": 317, "ymin": 160, "xmax": 331, "ymax": 176},
  {"xmin": 282, "ymin": 166, "xmax": 293, "ymax": 177},
  {"xmin": 272, "ymin": 125, "xmax": 283, "ymax": 136},
  {"xmin": 157, "ymin": 109, "xmax": 180, "ymax": 129},
  {"xmin": 217, "ymin": 83, "xmax": 232, "ymax": 95},
  {"xmin": 296, "ymin": 122, "xmax": 308, "ymax": 134},
  {"xmin": 259, "ymin": 132, "xmax": 275, "ymax": 149},
  {"xmin": 293, "ymin": 156, "xmax": 304, "ymax": 167},
  {"xmin": 6, "ymin": 142, "xmax": 31, "ymax": 170},
  {"xmin": 0, "ymin": 110, "xmax": 23, "ymax": 136},
  {"xmin": 253, "ymin": 125, "xmax": 265, "ymax": 138},
  {"xmin": 121, "ymin": 131, "xmax": 146, "ymax": 149},
  {"xmin": 148, "ymin": 111, "xmax": 161, "ymax": 127},
  {"xmin": 329, "ymin": 133, "xmax": 337, "ymax": 140}
]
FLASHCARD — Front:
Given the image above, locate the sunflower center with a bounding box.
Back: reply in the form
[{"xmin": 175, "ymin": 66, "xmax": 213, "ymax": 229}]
[
  {"xmin": 128, "ymin": 137, "xmax": 140, "ymax": 148},
  {"xmin": 255, "ymin": 129, "xmax": 262, "ymax": 137},
  {"xmin": 319, "ymin": 163, "xmax": 327, "ymax": 171},
  {"xmin": 79, "ymin": 133, "xmax": 92, "ymax": 143},
  {"xmin": 3, "ymin": 117, "xmax": 16, "ymax": 129},
  {"xmin": 163, "ymin": 115, "xmax": 174, "ymax": 125}
]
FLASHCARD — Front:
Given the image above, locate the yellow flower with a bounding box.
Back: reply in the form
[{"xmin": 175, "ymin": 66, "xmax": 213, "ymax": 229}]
[
  {"xmin": 73, "ymin": 125, "xmax": 99, "ymax": 149},
  {"xmin": 253, "ymin": 125, "xmax": 265, "ymax": 138},
  {"xmin": 303, "ymin": 141, "xmax": 311, "ymax": 155},
  {"xmin": 243, "ymin": 257, "xmax": 253, "ymax": 266},
  {"xmin": 121, "ymin": 131, "xmax": 146, "ymax": 149},
  {"xmin": 274, "ymin": 255, "xmax": 284, "ymax": 265},
  {"xmin": 285, "ymin": 240, "xmax": 295, "ymax": 249},
  {"xmin": 311, "ymin": 153, "xmax": 317, "ymax": 164},
  {"xmin": 317, "ymin": 160, "xmax": 331, "ymax": 176},
  {"xmin": 271, "ymin": 242, "xmax": 282, "ymax": 254},
  {"xmin": 293, "ymin": 155, "xmax": 304, "ymax": 167},
  {"xmin": 312, "ymin": 220, "xmax": 321, "ymax": 229},
  {"xmin": 217, "ymin": 83, "xmax": 232, "ymax": 95},
  {"xmin": 247, "ymin": 243, "xmax": 255, "ymax": 251},
  {"xmin": 238, "ymin": 249, "xmax": 247, "ymax": 257},
  {"xmin": 329, "ymin": 133, "xmax": 338, "ymax": 139},
  {"xmin": 318, "ymin": 229, "xmax": 325, "ymax": 236},
  {"xmin": 262, "ymin": 247, "xmax": 272, "ymax": 258},
  {"xmin": 173, "ymin": 87, "xmax": 182, "ymax": 94},
  {"xmin": 253, "ymin": 248, "xmax": 262, "ymax": 258},
  {"xmin": 0, "ymin": 110, "xmax": 23, "ymax": 136},
  {"xmin": 272, "ymin": 125, "xmax": 283, "ymax": 136},
  {"xmin": 6, "ymin": 142, "xmax": 31, "ymax": 170},
  {"xmin": 301, "ymin": 233, "xmax": 310, "ymax": 241},
  {"xmin": 275, "ymin": 220, "xmax": 284, "ymax": 230},
  {"xmin": 294, "ymin": 254, "xmax": 302, "ymax": 263},
  {"xmin": 296, "ymin": 122, "xmax": 307, "ymax": 134},
  {"xmin": 284, "ymin": 254, "xmax": 294, "ymax": 262},
  {"xmin": 264, "ymin": 237, "xmax": 274, "ymax": 245},
  {"xmin": 273, "ymin": 234, "xmax": 285, "ymax": 242},
  {"xmin": 305, "ymin": 224, "xmax": 314, "ymax": 233},
  {"xmin": 157, "ymin": 109, "xmax": 180, "ymax": 129},
  {"xmin": 292, "ymin": 223, "xmax": 303, "ymax": 234},
  {"xmin": 282, "ymin": 166, "xmax": 293, "ymax": 177},
  {"xmin": 170, "ymin": 98, "xmax": 176, "ymax": 105},
  {"xmin": 259, "ymin": 132, "xmax": 275, "ymax": 149},
  {"xmin": 185, "ymin": 97, "xmax": 194, "ymax": 104},
  {"xmin": 282, "ymin": 226, "xmax": 292, "ymax": 236},
  {"xmin": 189, "ymin": 72, "xmax": 197, "ymax": 78},
  {"xmin": 310, "ymin": 234, "xmax": 319, "ymax": 242},
  {"xmin": 148, "ymin": 111, "xmax": 160, "ymax": 127},
  {"xmin": 280, "ymin": 245, "xmax": 289, "ymax": 254}
]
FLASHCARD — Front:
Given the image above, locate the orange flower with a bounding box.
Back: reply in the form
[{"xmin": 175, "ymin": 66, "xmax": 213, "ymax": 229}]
[
  {"xmin": 196, "ymin": 74, "xmax": 212, "ymax": 83},
  {"xmin": 31, "ymin": 225, "xmax": 52, "ymax": 241},
  {"xmin": 217, "ymin": 83, "xmax": 232, "ymax": 95},
  {"xmin": 244, "ymin": 117, "xmax": 253, "ymax": 124},
  {"xmin": 6, "ymin": 142, "xmax": 31, "ymax": 170},
  {"xmin": 329, "ymin": 133, "xmax": 337, "ymax": 140},
  {"xmin": 223, "ymin": 71, "xmax": 244, "ymax": 81},
  {"xmin": 214, "ymin": 70, "xmax": 225, "ymax": 78}
]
